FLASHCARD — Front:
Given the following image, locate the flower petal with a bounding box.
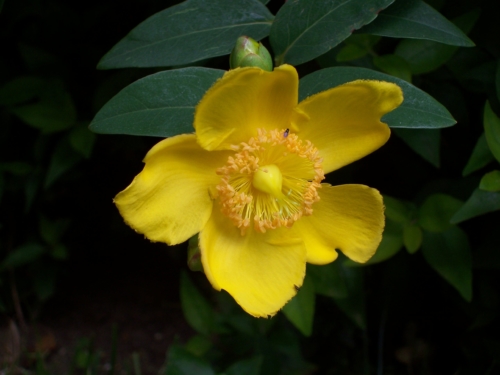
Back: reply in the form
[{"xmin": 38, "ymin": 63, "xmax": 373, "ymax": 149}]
[
  {"xmin": 293, "ymin": 80, "xmax": 403, "ymax": 174},
  {"xmin": 194, "ymin": 65, "xmax": 298, "ymax": 151},
  {"xmin": 294, "ymin": 184, "xmax": 384, "ymax": 264},
  {"xmin": 114, "ymin": 134, "xmax": 230, "ymax": 245},
  {"xmin": 199, "ymin": 205, "xmax": 306, "ymax": 317}
]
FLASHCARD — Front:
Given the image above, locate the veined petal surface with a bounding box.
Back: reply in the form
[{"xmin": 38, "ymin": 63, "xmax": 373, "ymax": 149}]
[
  {"xmin": 294, "ymin": 184, "xmax": 384, "ymax": 264},
  {"xmin": 293, "ymin": 80, "xmax": 403, "ymax": 174},
  {"xmin": 199, "ymin": 205, "xmax": 307, "ymax": 317},
  {"xmin": 114, "ymin": 134, "xmax": 229, "ymax": 245},
  {"xmin": 194, "ymin": 65, "xmax": 298, "ymax": 151}
]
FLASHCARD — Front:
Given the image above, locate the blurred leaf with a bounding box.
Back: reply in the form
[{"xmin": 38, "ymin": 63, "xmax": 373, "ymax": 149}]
[
  {"xmin": 0, "ymin": 172, "xmax": 3, "ymax": 204},
  {"xmin": 484, "ymin": 101, "xmax": 500, "ymax": 163},
  {"xmin": 418, "ymin": 193, "xmax": 463, "ymax": 232},
  {"xmin": 395, "ymin": 9, "xmax": 480, "ymax": 74},
  {"xmin": 480, "ymin": 170, "xmax": 500, "ymax": 192},
  {"xmin": 422, "ymin": 226, "xmax": 472, "ymax": 301},
  {"xmin": 89, "ymin": 68, "xmax": 224, "ymax": 137},
  {"xmin": 50, "ymin": 244, "xmax": 68, "ymax": 260},
  {"xmin": 258, "ymin": 0, "xmax": 269, "ymax": 3},
  {"xmin": 184, "ymin": 335, "xmax": 213, "ymax": 357},
  {"xmin": 451, "ymin": 188, "xmax": 500, "ymax": 224},
  {"xmin": 336, "ymin": 44, "xmax": 368, "ymax": 62},
  {"xmin": 394, "ymin": 128, "xmax": 440, "ymax": 167},
  {"xmin": 282, "ymin": 275, "xmax": 315, "ymax": 336},
  {"xmin": 44, "ymin": 137, "xmax": 83, "ymax": 188},
  {"xmin": 69, "ymin": 124, "xmax": 95, "ymax": 159},
  {"xmin": 496, "ymin": 59, "xmax": 500, "ymax": 102},
  {"xmin": 34, "ymin": 264, "xmax": 57, "ymax": 300},
  {"xmin": 0, "ymin": 76, "xmax": 45, "ymax": 107},
  {"xmin": 39, "ymin": 216, "xmax": 71, "ymax": 246},
  {"xmin": 307, "ymin": 262, "xmax": 348, "ymax": 299},
  {"xmin": 359, "ymin": 219, "xmax": 403, "ymax": 265},
  {"xmin": 0, "ymin": 161, "xmax": 33, "ymax": 176},
  {"xmin": 164, "ymin": 345, "xmax": 215, "ymax": 375},
  {"xmin": 383, "ymin": 195, "xmax": 416, "ymax": 224},
  {"xmin": 332, "ymin": 263, "xmax": 366, "ymax": 330},
  {"xmin": 270, "ymin": 0, "xmax": 394, "ymax": 66},
  {"xmin": 299, "ymin": 67, "xmax": 455, "ymax": 129},
  {"xmin": 373, "ymin": 54, "xmax": 412, "ymax": 82},
  {"xmin": 0, "ymin": 0, "xmax": 3, "ymax": 13},
  {"xmin": 180, "ymin": 271, "xmax": 214, "ymax": 336},
  {"xmin": 98, "ymin": 0, "xmax": 273, "ymax": 69},
  {"xmin": 462, "ymin": 133, "xmax": 495, "ymax": 176},
  {"xmin": 403, "ymin": 224, "xmax": 422, "ymax": 254},
  {"xmin": 1, "ymin": 243, "xmax": 45, "ymax": 270},
  {"xmin": 360, "ymin": 0, "xmax": 474, "ymax": 46},
  {"xmin": 225, "ymin": 356, "xmax": 263, "ymax": 375},
  {"xmin": 9, "ymin": 80, "xmax": 76, "ymax": 133}
]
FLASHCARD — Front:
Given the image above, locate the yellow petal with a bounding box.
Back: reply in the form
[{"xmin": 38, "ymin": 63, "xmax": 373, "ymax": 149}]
[
  {"xmin": 293, "ymin": 80, "xmax": 403, "ymax": 174},
  {"xmin": 114, "ymin": 134, "xmax": 230, "ymax": 245},
  {"xmin": 294, "ymin": 184, "xmax": 384, "ymax": 264},
  {"xmin": 194, "ymin": 65, "xmax": 298, "ymax": 151},
  {"xmin": 199, "ymin": 205, "xmax": 306, "ymax": 317}
]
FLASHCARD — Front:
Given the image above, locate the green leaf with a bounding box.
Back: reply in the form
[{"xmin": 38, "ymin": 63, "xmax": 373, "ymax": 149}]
[
  {"xmin": 0, "ymin": 161, "xmax": 33, "ymax": 176},
  {"xmin": 403, "ymin": 224, "xmax": 422, "ymax": 254},
  {"xmin": 451, "ymin": 188, "xmax": 500, "ymax": 224},
  {"xmin": 360, "ymin": 0, "xmax": 474, "ymax": 46},
  {"xmin": 98, "ymin": 0, "xmax": 273, "ymax": 69},
  {"xmin": 299, "ymin": 67, "xmax": 455, "ymax": 129},
  {"xmin": 282, "ymin": 275, "xmax": 315, "ymax": 336},
  {"xmin": 462, "ymin": 133, "xmax": 495, "ymax": 176},
  {"xmin": 418, "ymin": 193, "xmax": 463, "ymax": 232},
  {"xmin": 89, "ymin": 68, "xmax": 224, "ymax": 137},
  {"xmin": 383, "ymin": 195, "xmax": 416, "ymax": 224},
  {"xmin": 496, "ymin": 59, "xmax": 500, "ymax": 102},
  {"xmin": 270, "ymin": 0, "xmax": 394, "ymax": 66},
  {"xmin": 44, "ymin": 137, "xmax": 83, "ymax": 188},
  {"xmin": 364, "ymin": 219, "xmax": 403, "ymax": 265},
  {"xmin": 1, "ymin": 243, "xmax": 45, "ymax": 270},
  {"xmin": 373, "ymin": 54, "xmax": 412, "ymax": 82},
  {"xmin": 395, "ymin": 9, "xmax": 480, "ymax": 74},
  {"xmin": 38, "ymin": 216, "xmax": 71, "ymax": 246},
  {"xmin": 480, "ymin": 170, "xmax": 500, "ymax": 192},
  {"xmin": 0, "ymin": 76, "xmax": 45, "ymax": 107},
  {"xmin": 184, "ymin": 335, "xmax": 213, "ymax": 357},
  {"xmin": 393, "ymin": 128, "xmax": 440, "ymax": 167},
  {"xmin": 336, "ymin": 44, "xmax": 368, "ymax": 62},
  {"xmin": 164, "ymin": 345, "xmax": 215, "ymax": 375},
  {"xmin": 307, "ymin": 262, "xmax": 348, "ymax": 299},
  {"xmin": 0, "ymin": 172, "xmax": 4, "ymax": 204},
  {"xmin": 69, "ymin": 124, "xmax": 95, "ymax": 159},
  {"xmin": 179, "ymin": 271, "xmax": 214, "ymax": 336},
  {"xmin": 484, "ymin": 101, "xmax": 500, "ymax": 163},
  {"xmin": 225, "ymin": 356, "xmax": 263, "ymax": 375},
  {"xmin": 421, "ymin": 226, "xmax": 472, "ymax": 301}
]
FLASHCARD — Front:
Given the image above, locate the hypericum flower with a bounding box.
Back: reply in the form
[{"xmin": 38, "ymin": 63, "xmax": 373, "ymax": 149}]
[{"xmin": 114, "ymin": 65, "xmax": 403, "ymax": 317}]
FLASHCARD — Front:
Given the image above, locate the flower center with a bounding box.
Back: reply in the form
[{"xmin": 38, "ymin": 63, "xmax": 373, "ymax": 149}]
[{"xmin": 216, "ymin": 129, "xmax": 325, "ymax": 234}]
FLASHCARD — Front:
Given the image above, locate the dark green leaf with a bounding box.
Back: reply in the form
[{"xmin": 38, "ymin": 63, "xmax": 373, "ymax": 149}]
[
  {"xmin": 0, "ymin": 161, "xmax": 33, "ymax": 176},
  {"xmin": 0, "ymin": 76, "xmax": 45, "ymax": 107},
  {"xmin": 299, "ymin": 67, "xmax": 455, "ymax": 128},
  {"xmin": 98, "ymin": 0, "xmax": 273, "ymax": 69},
  {"xmin": 394, "ymin": 128, "xmax": 440, "ymax": 167},
  {"xmin": 39, "ymin": 216, "xmax": 71, "ymax": 246},
  {"xmin": 451, "ymin": 188, "xmax": 500, "ymax": 224},
  {"xmin": 307, "ymin": 262, "xmax": 348, "ymax": 299},
  {"xmin": 69, "ymin": 124, "xmax": 96, "ymax": 159},
  {"xmin": 0, "ymin": 172, "xmax": 4, "ymax": 204},
  {"xmin": 462, "ymin": 133, "xmax": 495, "ymax": 176},
  {"xmin": 422, "ymin": 226, "xmax": 472, "ymax": 301},
  {"xmin": 336, "ymin": 44, "xmax": 368, "ymax": 62},
  {"xmin": 258, "ymin": 0, "xmax": 269, "ymax": 3},
  {"xmin": 164, "ymin": 345, "xmax": 215, "ymax": 375},
  {"xmin": 1, "ymin": 243, "xmax": 45, "ymax": 270},
  {"xmin": 403, "ymin": 224, "xmax": 422, "ymax": 254},
  {"xmin": 44, "ymin": 137, "xmax": 83, "ymax": 188},
  {"xmin": 179, "ymin": 271, "xmax": 214, "ymax": 336},
  {"xmin": 373, "ymin": 54, "xmax": 412, "ymax": 82},
  {"xmin": 0, "ymin": 0, "xmax": 4, "ymax": 13},
  {"xmin": 270, "ymin": 0, "xmax": 394, "ymax": 66},
  {"xmin": 383, "ymin": 195, "xmax": 416, "ymax": 224},
  {"xmin": 282, "ymin": 275, "xmax": 315, "ymax": 336},
  {"xmin": 34, "ymin": 265, "xmax": 57, "ymax": 300},
  {"xmin": 184, "ymin": 335, "xmax": 213, "ymax": 357},
  {"xmin": 360, "ymin": 0, "xmax": 474, "ymax": 46},
  {"xmin": 418, "ymin": 193, "xmax": 463, "ymax": 232},
  {"xmin": 480, "ymin": 170, "xmax": 500, "ymax": 192},
  {"xmin": 225, "ymin": 356, "xmax": 263, "ymax": 375},
  {"xmin": 484, "ymin": 101, "xmax": 500, "ymax": 163},
  {"xmin": 89, "ymin": 68, "xmax": 224, "ymax": 137},
  {"xmin": 395, "ymin": 9, "xmax": 480, "ymax": 75},
  {"xmin": 496, "ymin": 59, "xmax": 500, "ymax": 102}
]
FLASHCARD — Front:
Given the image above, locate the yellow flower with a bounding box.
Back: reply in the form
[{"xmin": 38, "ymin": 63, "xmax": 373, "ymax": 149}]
[{"xmin": 114, "ymin": 65, "xmax": 403, "ymax": 317}]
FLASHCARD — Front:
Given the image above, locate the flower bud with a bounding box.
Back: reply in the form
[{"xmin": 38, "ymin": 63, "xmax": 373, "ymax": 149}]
[
  {"xmin": 230, "ymin": 36, "xmax": 273, "ymax": 72},
  {"xmin": 187, "ymin": 235, "xmax": 203, "ymax": 272}
]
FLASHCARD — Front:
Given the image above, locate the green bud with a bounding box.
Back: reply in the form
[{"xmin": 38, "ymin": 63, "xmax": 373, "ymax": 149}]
[
  {"xmin": 187, "ymin": 235, "xmax": 203, "ymax": 272},
  {"xmin": 230, "ymin": 36, "xmax": 273, "ymax": 71}
]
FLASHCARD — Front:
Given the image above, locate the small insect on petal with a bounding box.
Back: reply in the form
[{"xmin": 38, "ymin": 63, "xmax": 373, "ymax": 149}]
[{"xmin": 283, "ymin": 128, "xmax": 289, "ymax": 138}]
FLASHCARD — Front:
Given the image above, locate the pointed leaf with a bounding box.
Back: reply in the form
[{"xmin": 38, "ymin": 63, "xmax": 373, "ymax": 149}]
[
  {"xmin": 180, "ymin": 271, "xmax": 214, "ymax": 336},
  {"xmin": 89, "ymin": 68, "xmax": 224, "ymax": 137},
  {"xmin": 299, "ymin": 67, "xmax": 455, "ymax": 128},
  {"xmin": 1, "ymin": 243, "xmax": 45, "ymax": 270},
  {"xmin": 282, "ymin": 275, "xmax": 315, "ymax": 336},
  {"xmin": 422, "ymin": 226, "xmax": 472, "ymax": 301},
  {"xmin": 373, "ymin": 54, "xmax": 412, "ymax": 82},
  {"xmin": 164, "ymin": 345, "xmax": 215, "ymax": 375},
  {"xmin": 394, "ymin": 128, "xmax": 440, "ymax": 167},
  {"xmin": 270, "ymin": 0, "xmax": 394, "ymax": 66},
  {"xmin": 484, "ymin": 101, "xmax": 500, "ymax": 163},
  {"xmin": 69, "ymin": 124, "xmax": 95, "ymax": 159},
  {"xmin": 383, "ymin": 195, "xmax": 416, "ymax": 224},
  {"xmin": 360, "ymin": 0, "xmax": 474, "ymax": 46},
  {"xmin": 98, "ymin": 0, "xmax": 273, "ymax": 69},
  {"xmin": 403, "ymin": 224, "xmax": 422, "ymax": 254},
  {"xmin": 462, "ymin": 133, "xmax": 495, "ymax": 176},
  {"xmin": 480, "ymin": 170, "xmax": 500, "ymax": 192},
  {"xmin": 418, "ymin": 194, "xmax": 463, "ymax": 233},
  {"xmin": 44, "ymin": 137, "xmax": 83, "ymax": 188},
  {"xmin": 451, "ymin": 188, "xmax": 500, "ymax": 224},
  {"xmin": 225, "ymin": 356, "xmax": 263, "ymax": 375}
]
